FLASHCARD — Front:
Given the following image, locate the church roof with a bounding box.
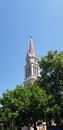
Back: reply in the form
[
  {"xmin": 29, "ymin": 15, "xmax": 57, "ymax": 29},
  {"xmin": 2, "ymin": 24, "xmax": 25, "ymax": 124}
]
[{"xmin": 28, "ymin": 36, "xmax": 37, "ymax": 58}]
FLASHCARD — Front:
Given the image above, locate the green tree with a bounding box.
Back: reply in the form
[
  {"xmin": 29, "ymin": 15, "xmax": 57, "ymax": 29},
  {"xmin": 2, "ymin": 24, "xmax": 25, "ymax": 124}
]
[
  {"xmin": 0, "ymin": 84, "xmax": 48, "ymax": 129},
  {"xmin": 38, "ymin": 50, "xmax": 63, "ymax": 94},
  {"xmin": 36, "ymin": 50, "xmax": 63, "ymax": 120},
  {"xmin": 27, "ymin": 84, "xmax": 48, "ymax": 122}
]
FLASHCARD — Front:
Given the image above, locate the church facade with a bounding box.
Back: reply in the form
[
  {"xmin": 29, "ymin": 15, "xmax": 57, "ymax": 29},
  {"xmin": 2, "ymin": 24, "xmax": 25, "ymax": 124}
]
[{"xmin": 24, "ymin": 37, "xmax": 40, "ymax": 86}]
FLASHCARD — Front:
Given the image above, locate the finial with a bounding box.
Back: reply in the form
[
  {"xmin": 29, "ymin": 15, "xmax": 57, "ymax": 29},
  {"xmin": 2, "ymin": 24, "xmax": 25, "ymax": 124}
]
[{"xmin": 30, "ymin": 36, "xmax": 32, "ymax": 38}]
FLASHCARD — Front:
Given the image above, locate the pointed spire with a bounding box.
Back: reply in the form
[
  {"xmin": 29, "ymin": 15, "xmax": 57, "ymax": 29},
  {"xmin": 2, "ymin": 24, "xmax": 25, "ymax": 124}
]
[{"xmin": 29, "ymin": 36, "xmax": 36, "ymax": 57}]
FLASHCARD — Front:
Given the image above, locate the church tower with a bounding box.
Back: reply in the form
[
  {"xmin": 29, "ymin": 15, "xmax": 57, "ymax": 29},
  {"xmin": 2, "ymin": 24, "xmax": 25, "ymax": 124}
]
[{"xmin": 24, "ymin": 37, "xmax": 40, "ymax": 86}]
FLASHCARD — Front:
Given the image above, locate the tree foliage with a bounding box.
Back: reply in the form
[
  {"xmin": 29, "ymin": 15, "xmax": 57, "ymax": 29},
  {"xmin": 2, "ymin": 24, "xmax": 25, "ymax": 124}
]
[
  {"xmin": 0, "ymin": 84, "xmax": 48, "ymax": 129},
  {"xmin": 0, "ymin": 50, "xmax": 63, "ymax": 129},
  {"xmin": 37, "ymin": 50, "xmax": 63, "ymax": 120},
  {"xmin": 38, "ymin": 50, "xmax": 63, "ymax": 94}
]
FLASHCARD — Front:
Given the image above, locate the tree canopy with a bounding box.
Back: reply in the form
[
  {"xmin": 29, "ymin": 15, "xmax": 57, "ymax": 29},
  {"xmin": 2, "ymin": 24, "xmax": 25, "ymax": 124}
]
[
  {"xmin": 37, "ymin": 50, "xmax": 63, "ymax": 120},
  {"xmin": 37, "ymin": 50, "xmax": 63, "ymax": 94},
  {"xmin": 0, "ymin": 84, "xmax": 48, "ymax": 129},
  {"xmin": 0, "ymin": 50, "xmax": 63, "ymax": 129}
]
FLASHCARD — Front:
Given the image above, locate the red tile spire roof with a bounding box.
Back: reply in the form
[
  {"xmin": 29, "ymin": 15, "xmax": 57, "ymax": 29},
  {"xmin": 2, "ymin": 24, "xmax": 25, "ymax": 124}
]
[{"xmin": 29, "ymin": 36, "xmax": 36, "ymax": 57}]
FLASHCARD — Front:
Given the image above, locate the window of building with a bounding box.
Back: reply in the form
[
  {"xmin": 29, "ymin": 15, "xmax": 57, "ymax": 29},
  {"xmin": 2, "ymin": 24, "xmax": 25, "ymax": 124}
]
[
  {"xmin": 33, "ymin": 66, "xmax": 38, "ymax": 76},
  {"xmin": 25, "ymin": 66, "xmax": 31, "ymax": 78}
]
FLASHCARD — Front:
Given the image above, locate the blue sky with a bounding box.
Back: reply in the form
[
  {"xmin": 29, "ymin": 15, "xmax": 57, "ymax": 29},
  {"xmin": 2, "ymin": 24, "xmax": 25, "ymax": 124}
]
[{"xmin": 0, "ymin": 0, "xmax": 63, "ymax": 97}]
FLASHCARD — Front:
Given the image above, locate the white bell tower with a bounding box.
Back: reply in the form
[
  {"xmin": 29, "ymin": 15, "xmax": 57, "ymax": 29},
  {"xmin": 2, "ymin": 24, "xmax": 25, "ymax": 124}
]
[{"xmin": 24, "ymin": 37, "xmax": 40, "ymax": 86}]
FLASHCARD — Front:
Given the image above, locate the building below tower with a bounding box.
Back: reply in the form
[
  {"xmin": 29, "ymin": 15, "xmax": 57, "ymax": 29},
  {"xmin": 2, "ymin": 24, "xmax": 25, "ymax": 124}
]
[{"xmin": 24, "ymin": 37, "xmax": 40, "ymax": 86}]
